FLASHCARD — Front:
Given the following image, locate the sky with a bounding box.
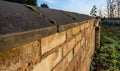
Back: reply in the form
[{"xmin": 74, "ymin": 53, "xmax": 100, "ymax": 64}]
[{"xmin": 37, "ymin": 0, "xmax": 106, "ymax": 15}]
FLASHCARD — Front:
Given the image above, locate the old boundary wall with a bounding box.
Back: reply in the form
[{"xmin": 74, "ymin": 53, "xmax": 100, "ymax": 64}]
[{"xmin": 0, "ymin": 1, "xmax": 100, "ymax": 71}]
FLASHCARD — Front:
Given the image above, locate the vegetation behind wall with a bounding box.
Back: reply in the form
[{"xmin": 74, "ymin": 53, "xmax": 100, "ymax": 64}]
[
  {"xmin": 91, "ymin": 23, "xmax": 120, "ymax": 71},
  {"xmin": 4, "ymin": 0, "xmax": 37, "ymax": 5}
]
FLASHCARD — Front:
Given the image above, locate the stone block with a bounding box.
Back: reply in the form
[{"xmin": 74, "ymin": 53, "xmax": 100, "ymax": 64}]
[
  {"xmin": 81, "ymin": 37, "xmax": 85, "ymax": 47},
  {"xmin": 63, "ymin": 39, "xmax": 75, "ymax": 56},
  {"xmin": 75, "ymin": 33, "xmax": 81, "ymax": 43},
  {"xmin": 32, "ymin": 47, "xmax": 62, "ymax": 71},
  {"xmin": 66, "ymin": 29, "xmax": 73, "ymax": 40},
  {"xmin": 75, "ymin": 57, "xmax": 82, "ymax": 71},
  {"xmin": 74, "ymin": 43, "xmax": 80, "ymax": 56},
  {"xmin": 53, "ymin": 60, "xmax": 64, "ymax": 71},
  {"xmin": 72, "ymin": 26, "xmax": 80, "ymax": 35},
  {"xmin": 41, "ymin": 32, "xmax": 66, "ymax": 54},
  {"xmin": 63, "ymin": 50, "xmax": 73, "ymax": 70},
  {"xmin": 79, "ymin": 24, "xmax": 85, "ymax": 31},
  {"xmin": 84, "ymin": 22, "xmax": 90, "ymax": 29},
  {"xmin": 0, "ymin": 41, "xmax": 40, "ymax": 71}
]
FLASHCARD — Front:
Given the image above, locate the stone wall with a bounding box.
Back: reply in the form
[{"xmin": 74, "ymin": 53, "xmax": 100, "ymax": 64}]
[{"xmin": 0, "ymin": 20, "xmax": 95, "ymax": 71}]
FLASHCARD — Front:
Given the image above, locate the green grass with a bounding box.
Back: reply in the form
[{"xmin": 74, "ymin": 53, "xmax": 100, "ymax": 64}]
[{"xmin": 91, "ymin": 23, "xmax": 120, "ymax": 71}]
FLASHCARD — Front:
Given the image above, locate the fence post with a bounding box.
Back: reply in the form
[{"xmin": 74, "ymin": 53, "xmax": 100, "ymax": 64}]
[{"xmin": 94, "ymin": 19, "xmax": 101, "ymax": 49}]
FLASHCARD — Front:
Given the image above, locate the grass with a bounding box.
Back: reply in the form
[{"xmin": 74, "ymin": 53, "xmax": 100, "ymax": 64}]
[{"xmin": 91, "ymin": 23, "xmax": 120, "ymax": 71}]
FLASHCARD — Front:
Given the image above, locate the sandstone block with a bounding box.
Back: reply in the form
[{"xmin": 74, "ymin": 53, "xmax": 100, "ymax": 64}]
[
  {"xmin": 75, "ymin": 33, "xmax": 81, "ymax": 43},
  {"xmin": 41, "ymin": 32, "xmax": 66, "ymax": 54},
  {"xmin": 63, "ymin": 39, "xmax": 75, "ymax": 56},
  {"xmin": 81, "ymin": 37, "xmax": 85, "ymax": 47},
  {"xmin": 66, "ymin": 29, "xmax": 73, "ymax": 40},
  {"xmin": 32, "ymin": 47, "xmax": 62, "ymax": 71},
  {"xmin": 0, "ymin": 41, "xmax": 40, "ymax": 71},
  {"xmin": 53, "ymin": 60, "xmax": 64, "ymax": 71},
  {"xmin": 63, "ymin": 50, "xmax": 73, "ymax": 70},
  {"xmin": 72, "ymin": 26, "xmax": 80, "ymax": 35},
  {"xmin": 74, "ymin": 43, "xmax": 80, "ymax": 56}
]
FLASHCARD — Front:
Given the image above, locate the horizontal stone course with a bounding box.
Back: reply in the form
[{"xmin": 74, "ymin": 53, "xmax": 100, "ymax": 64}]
[
  {"xmin": 33, "ymin": 47, "xmax": 62, "ymax": 71},
  {"xmin": 41, "ymin": 31, "xmax": 66, "ymax": 54},
  {"xmin": 0, "ymin": 41, "xmax": 40, "ymax": 71},
  {"xmin": 63, "ymin": 38, "xmax": 75, "ymax": 56}
]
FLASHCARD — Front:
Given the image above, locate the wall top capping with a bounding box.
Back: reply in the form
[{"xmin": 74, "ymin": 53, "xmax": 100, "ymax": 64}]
[{"xmin": 0, "ymin": 0, "xmax": 94, "ymax": 51}]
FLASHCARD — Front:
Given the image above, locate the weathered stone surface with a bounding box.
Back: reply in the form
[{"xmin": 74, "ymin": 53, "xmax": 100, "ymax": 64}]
[
  {"xmin": 58, "ymin": 22, "xmax": 79, "ymax": 32},
  {"xmin": 63, "ymin": 50, "xmax": 74, "ymax": 70},
  {"xmin": 53, "ymin": 61, "xmax": 64, "ymax": 71},
  {"xmin": 35, "ymin": 7, "xmax": 76, "ymax": 26},
  {"xmin": 72, "ymin": 26, "xmax": 80, "ymax": 35},
  {"xmin": 65, "ymin": 44, "xmax": 83, "ymax": 71},
  {"xmin": 41, "ymin": 32, "xmax": 66, "ymax": 54},
  {"xmin": 0, "ymin": 1, "xmax": 95, "ymax": 71},
  {"xmin": 0, "ymin": 27, "xmax": 57, "ymax": 51},
  {"xmin": 0, "ymin": 19, "xmax": 95, "ymax": 71},
  {"xmin": 66, "ymin": 29, "xmax": 73, "ymax": 40},
  {"xmin": 63, "ymin": 39, "xmax": 75, "ymax": 56},
  {"xmin": 0, "ymin": 41, "xmax": 40, "ymax": 71},
  {"xmin": 63, "ymin": 11, "xmax": 93, "ymax": 22},
  {"xmin": 75, "ymin": 33, "xmax": 81, "ymax": 43},
  {"xmin": 0, "ymin": 1, "xmax": 54, "ymax": 35},
  {"xmin": 53, "ymin": 50, "xmax": 74, "ymax": 71},
  {"xmin": 74, "ymin": 43, "xmax": 80, "ymax": 56},
  {"xmin": 81, "ymin": 37, "xmax": 86, "ymax": 47},
  {"xmin": 0, "ymin": 0, "xmax": 57, "ymax": 51},
  {"xmin": 32, "ymin": 47, "xmax": 62, "ymax": 71},
  {"xmin": 0, "ymin": 0, "xmax": 93, "ymax": 51}
]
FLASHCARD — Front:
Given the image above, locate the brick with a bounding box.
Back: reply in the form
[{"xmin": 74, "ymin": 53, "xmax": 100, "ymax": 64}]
[
  {"xmin": 41, "ymin": 32, "xmax": 66, "ymax": 54},
  {"xmin": 32, "ymin": 48, "xmax": 62, "ymax": 71},
  {"xmin": 72, "ymin": 26, "xmax": 80, "ymax": 35},
  {"xmin": 74, "ymin": 43, "xmax": 80, "ymax": 56},
  {"xmin": 63, "ymin": 39, "xmax": 75, "ymax": 56}
]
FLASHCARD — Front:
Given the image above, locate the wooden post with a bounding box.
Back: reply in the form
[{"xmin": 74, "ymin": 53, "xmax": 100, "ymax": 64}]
[{"xmin": 94, "ymin": 19, "xmax": 101, "ymax": 49}]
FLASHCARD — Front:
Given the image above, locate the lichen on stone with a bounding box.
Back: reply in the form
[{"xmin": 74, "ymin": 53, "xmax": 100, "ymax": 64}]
[
  {"xmin": 24, "ymin": 4, "xmax": 42, "ymax": 16},
  {"xmin": 50, "ymin": 20, "xmax": 57, "ymax": 25}
]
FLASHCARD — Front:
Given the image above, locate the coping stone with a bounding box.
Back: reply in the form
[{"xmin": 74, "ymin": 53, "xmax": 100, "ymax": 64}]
[
  {"xmin": 0, "ymin": 1, "xmax": 57, "ymax": 51},
  {"xmin": 0, "ymin": 1, "xmax": 56, "ymax": 35},
  {"xmin": 35, "ymin": 7, "xmax": 76, "ymax": 25},
  {"xmin": 0, "ymin": 1, "xmax": 93, "ymax": 51},
  {"xmin": 0, "ymin": 27, "xmax": 57, "ymax": 51}
]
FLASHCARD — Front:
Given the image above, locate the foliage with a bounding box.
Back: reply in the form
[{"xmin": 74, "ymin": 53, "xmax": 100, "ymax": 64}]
[
  {"xmin": 41, "ymin": 3, "xmax": 49, "ymax": 8},
  {"xmin": 91, "ymin": 23, "xmax": 120, "ymax": 71},
  {"xmin": 90, "ymin": 5, "xmax": 97, "ymax": 17},
  {"xmin": 4, "ymin": 0, "xmax": 37, "ymax": 5}
]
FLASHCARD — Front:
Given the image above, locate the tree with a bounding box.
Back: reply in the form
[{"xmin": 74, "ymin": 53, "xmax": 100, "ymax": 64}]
[
  {"xmin": 4, "ymin": 0, "xmax": 37, "ymax": 6},
  {"xmin": 41, "ymin": 3, "xmax": 49, "ymax": 8},
  {"xmin": 106, "ymin": 0, "xmax": 120, "ymax": 18},
  {"xmin": 90, "ymin": 5, "xmax": 97, "ymax": 17}
]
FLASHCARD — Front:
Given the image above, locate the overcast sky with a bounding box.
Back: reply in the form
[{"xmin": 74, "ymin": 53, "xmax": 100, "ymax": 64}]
[{"xmin": 37, "ymin": 0, "xmax": 106, "ymax": 15}]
